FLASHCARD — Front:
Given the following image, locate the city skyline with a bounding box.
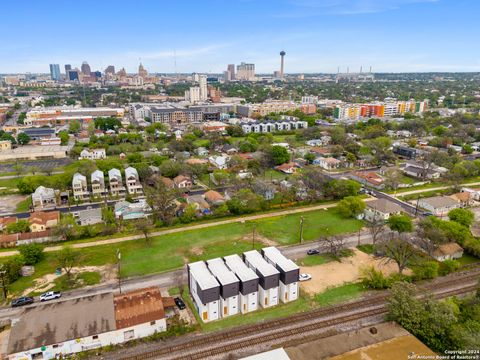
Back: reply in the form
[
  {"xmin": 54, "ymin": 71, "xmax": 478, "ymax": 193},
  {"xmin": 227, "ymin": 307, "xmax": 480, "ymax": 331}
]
[{"xmin": 1, "ymin": 0, "xmax": 480, "ymax": 74}]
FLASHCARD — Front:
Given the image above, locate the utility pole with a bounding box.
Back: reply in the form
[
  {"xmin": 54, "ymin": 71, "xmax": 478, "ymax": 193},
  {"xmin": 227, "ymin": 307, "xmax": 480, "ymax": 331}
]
[
  {"xmin": 415, "ymin": 196, "xmax": 420, "ymax": 217},
  {"xmin": 357, "ymin": 229, "xmax": 361, "ymax": 246},
  {"xmin": 252, "ymin": 223, "xmax": 256, "ymax": 249},
  {"xmin": 0, "ymin": 266, "xmax": 7, "ymax": 300},
  {"xmin": 116, "ymin": 249, "xmax": 122, "ymax": 294},
  {"xmin": 299, "ymin": 216, "xmax": 305, "ymax": 244}
]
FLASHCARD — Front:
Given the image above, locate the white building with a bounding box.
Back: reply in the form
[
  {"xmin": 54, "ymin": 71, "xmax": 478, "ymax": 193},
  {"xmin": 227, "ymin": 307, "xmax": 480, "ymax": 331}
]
[
  {"xmin": 209, "ymin": 155, "xmax": 229, "ymax": 170},
  {"xmin": 91, "ymin": 170, "xmax": 106, "ymax": 197},
  {"xmin": 418, "ymin": 196, "xmax": 461, "ymax": 216},
  {"xmin": 72, "ymin": 173, "xmax": 89, "ymax": 201},
  {"xmin": 199, "ymin": 75, "xmax": 208, "ymax": 101},
  {"xmin": 236, "ymin": 62, "xmax": 255, "ymax": 81},
  {"xmin": 79, "ymin": 148, "xmax": 106, "ymax": 160},
  {"xmin": 364, "ymin": 198, "xmax": 403, "ymax": 222},
  {"xmin": 240, "ymin": 119, "xmax": 308, "ymax": 134},
  {"xmin": 188, "ymin": 261, "xmax": 221, "ymax": 322},
  {"xmin": 125, "ymin": 167, "xmax": 143, "ymax": 195},
  {"xmin": 31, "ymin": 186, "xmax": 56, "ymax": 209},
  {"xmin": 108, "ymin": 168, "xmax": 126, "ymax": 197},
  {"xmin": 243, "ymin": 250, "xmax": 280, "ymax": 308},
  {"xmin": 7, "ymin": 288, "xmax": 171, "ymax": 360},
  {"xmin": 224, "ymin": 254, "xmax": 259, "ymax": 314},
  {"xmin": 262, "ymin": 247, "xmax": 299, "ymax": 303},
  {"xmin": 206, "ymin": 258, "xmax": 240, "ymax": 318},
  {"xmin": 185, "ymin": 87, "xmax": 201, "ymax": 103}
]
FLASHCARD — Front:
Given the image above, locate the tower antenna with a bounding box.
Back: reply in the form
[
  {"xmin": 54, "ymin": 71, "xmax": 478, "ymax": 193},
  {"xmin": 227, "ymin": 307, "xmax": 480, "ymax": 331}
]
[{"xmin": 173, "ymin": 49, "xmax": 178, "ymax": 79}]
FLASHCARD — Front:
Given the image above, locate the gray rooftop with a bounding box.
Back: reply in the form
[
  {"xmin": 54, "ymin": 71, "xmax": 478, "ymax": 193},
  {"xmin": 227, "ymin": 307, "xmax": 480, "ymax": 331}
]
[
  {"xmin": 206, "ymin": 258, "xmax": 239, "ymax": 286},
  {"xmin": 420, "ymin": 196, "xmax": 459, "ymax": 208},
  {"xmin": 224, "ymin": 254, "xmax": 259, "ymax": 283},
  {"xmin": 366, "ymin": 198, "xmax": 403, "ymax": 214},
  {"xmin": 243, "ymin": 250, "xmax": 280, "ymax": 277},
  {"xmin": 8, "ymin": 293, "xmax": 115, "ymax": 354},
  {"xmin": 188, "ymin": 261, "xmax": 220, "ymax": 291},
  {"xmin": 262, "ymin": 247, "xmax": 299, "ymax": 273}
]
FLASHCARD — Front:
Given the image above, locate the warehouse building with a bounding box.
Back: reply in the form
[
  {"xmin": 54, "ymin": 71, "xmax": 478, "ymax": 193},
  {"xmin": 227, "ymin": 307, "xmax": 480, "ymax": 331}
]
[
  {"xmin": 243, "ymin": 250, "xmax": 280, "ymax": 308},
  {"xmin": 224, "ymin": 254, "xmax": 259, "ymax": 314},
  {"xmin": 206, "ymin": 258, "xmax": 240, "ymax": 317},
  {"xmin": 262, "ymin": 247, "xmax": 299, "ymax": 303},
  {"xmin": 187, "ymin": 261, "xmax": 220, "ymax": 322}
]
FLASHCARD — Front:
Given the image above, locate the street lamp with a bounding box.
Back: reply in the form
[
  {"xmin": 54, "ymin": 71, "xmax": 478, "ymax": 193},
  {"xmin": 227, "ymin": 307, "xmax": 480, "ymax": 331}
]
[
  {"xmin": 299, "ymin": 216, "xmax": 305, "ymax": 244},
  {"xmin": 116, "ymin": 249, "xmax": 122, "ymax": 294}
]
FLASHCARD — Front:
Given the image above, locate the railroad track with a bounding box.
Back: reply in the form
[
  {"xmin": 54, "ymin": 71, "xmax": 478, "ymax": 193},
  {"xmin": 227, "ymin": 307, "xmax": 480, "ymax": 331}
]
[{"xmin": 118, "ymin": 270, "xmax": 479, "ymax": 360}]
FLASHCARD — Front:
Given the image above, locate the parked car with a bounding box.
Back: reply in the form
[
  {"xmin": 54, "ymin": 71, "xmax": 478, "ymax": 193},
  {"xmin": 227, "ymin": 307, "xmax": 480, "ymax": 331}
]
[
  {"xmin": 11, "ymin": 296, "xmax": 34, "ymax": 307},
  {"xmin": 174, "ymin": 297, "xmax": 186, "ymax": 310},
  {"xmin": 40, "ymin": 291, "xmax": 61, "ymax": 302},
  {"xmin": 307, "ymin": 249, "xmax": 319, "ymax": 255},
  {"xmin": 299, "ymin": 273, "xmax": 312, "ymax": 282}
]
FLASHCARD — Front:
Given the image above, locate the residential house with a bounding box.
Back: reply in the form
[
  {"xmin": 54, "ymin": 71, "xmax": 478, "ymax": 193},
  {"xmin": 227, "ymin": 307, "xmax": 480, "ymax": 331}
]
[
  {"xmin": 160, "ymin": 176, "xmax": 174, "ymax": 189},
  {"xmin": 109, "ymin": 168, "xmax": 126, "ymax": 197},
  {"xmin": 31, "ymin": 186, "xmax": 56, "ymax": 209},
  {"xmin": 275, "ymin": 162, "xmax": 298, "ymax": 174},
  {"xmin": 432, "ymin": 243, "xmax": 464, "ymax": 262},
  {"xmin": 72, "ymin": 173, "xmax": 89, "ymax": 201},
  {"xmin": 114, "ymin": 200, "xmax": 152, "ymax": 220},
  {"xmin": 402, "ymin": 165, "xmax": 440, "ymax": 180},
  {"xmin": 221, "ymin": 144, "xmax": 238, "ymax": 155},
  {"xmin": 314, "ymin": 157, "xmax": 341, "ymax": 170},
  {"xmin": 209, "ymin": 155, "xmax": 229, "ymax": 170},
  {"xmin": 125, "ymin": 167, "xmax": 143, "ymax": 195},
  {"xmin": 28, "ymin": 211, "xmax": 60, "ymax": 232},
  {"xmin": 418, "ymin": 196, "xmax": 461, "ymax": 216},
  {"xmin": 350, "ymin": 171, "xmax": 385, "ymax": 189},
  {"xmin": 187, "ymin": 261, "xmax": 221, "ymax": 322},
  {"xmin": 74, "ymin": 208, "xmax": 103, "ymax": 226},
  {"xmin": 393, "ymin": 145, "xmax": 417, "ymax": 159},
  {"xmin": 187, "ymin": 195, "xmax": 211, "ymax": 215},
  {"xmin": 79, "ymin": 148, "xmax": 106, "ymax": 160},
  {"xmin": 91, "ymin": 170, "xmax": 106, "ymax": 197},
  {"xmin": 364, "ymin": 198, "xmax": 403, "ymax": 222},
  {"xmin": 461, "ymin": 187, "xmax": 480, "ymax": 201},
  {"xmin": 7, "ymin": 288, "xmax": 173, "ymax": 360},
  {"xmin": 203, "ymin": 190, "xmax": 225, "ymax": 206},
  {"xmin": 0, "ymin": 217, "xmax": 17, "ymax": 232},
  {"xmin": 174, "ymin": 175, "xmax": 192, "ymax": 189},
  {"xmin": 251, "ymin": 180, "xmax": 276, "ymax": 200},
  {"xmin": 262, "ymin": 247, "xmax": 299, "ymax": 303},
  {"xmin": 196, "ymin": 147, "xmax": 209, "ymax": 156}
]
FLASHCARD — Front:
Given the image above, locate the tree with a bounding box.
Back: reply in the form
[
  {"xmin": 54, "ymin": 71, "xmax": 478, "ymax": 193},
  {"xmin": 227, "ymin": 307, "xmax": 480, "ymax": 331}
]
[
  {"xmin": 268, "ymin": 145, "xmax": 290, "ymax": 166},
  {"xmin": 135, "ymin": 218, "xmax": 154, "ymax": 245},
  {"xmin": 12, "ymin": 163, "xmax": 25, "ymax": 177},
  {"xmin": 367, "ymin": 217, "xmax": 386, "ymax": 245},
  {"xmin": 69, "ymin": 120, "xmax": 81, "ymax": 134},
  {"xmin": 448, "ymin": 208, "xmax": 474, "ymax": 227},
  {"xmin": 54, "ymin": 215, "xmax": 77, "ymax": 241},
  {"xmin": 379, "ymin": 237, "xmax": 415, "ymax": 274},
  {"xmin": 17, "ymin": 133, "xmax": 30, "ymax": 145},
  {"xmin": 383, "ymin": 168, "xmax": 403, "ymax": 192},
  {"xmin": 58, "ymin": 131, "xmax": 69, "ymax": 145},
  {"xmin": 3, "ymin": 256, "xmax": 24, "ymax": 284},
  {"xmin": 18, "ymin": 243, "xmax": 44, "ymax": 265},
  {"xmin": 226, "ymin": 125, "xmax": 244, "ymax": 137},
  {"xmin": 6, "ymin": 220, "xmax": 30, "ymax": 234},
  {"xmin": 387, "ymin": 214, "xmax": 413, "ymax": 234},
  {"xmin": 336, "ymin": 196, "xmax": 365, "ymax": 218},
  {"xmin": 319, "ymin": 235, "xmax": 346, "ymax": 259},
  {"xmin": 145, "ymin": 175, "xmax": 179, "ymax": 225},
  {"xmin": 55, "ymin": 245, "xmax": 81, "ymax": 280},
  {"xmin": 304, "ymin": 153, "xmax": 316, "ymax": 164}
]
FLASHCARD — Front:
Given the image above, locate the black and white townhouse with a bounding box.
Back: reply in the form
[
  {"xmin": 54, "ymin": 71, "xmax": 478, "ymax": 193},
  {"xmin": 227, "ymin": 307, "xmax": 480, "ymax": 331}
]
[
  {"xmin": 187, "ymin": 261, "xmax": 221, "ymax": 322},
  {"xmin": 206, "ymin": 258, "xmax": 240, "ymax": 318}
]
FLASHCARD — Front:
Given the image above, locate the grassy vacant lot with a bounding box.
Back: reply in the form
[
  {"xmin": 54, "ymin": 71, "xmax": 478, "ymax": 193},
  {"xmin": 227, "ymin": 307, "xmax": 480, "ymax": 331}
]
[
  {"xmin": 15, "ymin": 197, "xmax": 31, "ymax": 212},
  {"xmin": 314, "ymin": 283, "xmax": 365, "ymax": 307},
  {"xmin": 4, "ymin": 207, "xmax": 363, "ymax": 296}
]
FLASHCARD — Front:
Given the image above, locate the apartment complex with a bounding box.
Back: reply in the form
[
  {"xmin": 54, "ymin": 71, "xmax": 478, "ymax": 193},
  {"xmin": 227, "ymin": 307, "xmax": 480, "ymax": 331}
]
[
  {"xmin": 262, "ymin": 247, "xmax": 299, "ymax": 303},
  {"xmin": 25, "ymin": 107, "xmax": 124, "ymax": 126},
  {"xmin": 333, "ymin": 100, "xmax": 428, "ymax": 120},
  {"xmin": 236, "ymin": 62, "xmax": 255, "ymax": 81},
  {"xmin": 240, "ymin": 118, "xmax": 308, "ymax": 134},
  {"xmin": 236, "ymin": 100, "xmax": 298, "ymax": 117}
]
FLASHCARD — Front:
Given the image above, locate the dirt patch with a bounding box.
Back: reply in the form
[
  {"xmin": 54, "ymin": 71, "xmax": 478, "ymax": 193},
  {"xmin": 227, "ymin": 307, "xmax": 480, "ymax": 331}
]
[
  {"xmin": 0, "ymin": 194, "xmax": 28, "ymax": 215},
  {"xmin": 241, "ymin": 234, "xmax": 278, "ymax": 246},
  {"xmin": 190, "ymin": 247, "xmax": 204, "ymax": 256},
  {"xmin": 300, "ymin": 248, "xmax": 411, "ymax": 295},
  {"xmin": 21, "ymin": 265, "xmax": 116, "ymax": 296}
]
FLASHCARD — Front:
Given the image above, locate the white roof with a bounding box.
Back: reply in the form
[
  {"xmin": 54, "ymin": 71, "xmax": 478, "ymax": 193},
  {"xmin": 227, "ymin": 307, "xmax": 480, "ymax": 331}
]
[
  {"xmin": 206, "ymin": 258, "xmax": 239, "ymax": 286},
  {"xmin": 91, "ymin": 170, "xmax": 104, "ymax": 182},
  {"xmin": 224, "ymin": 254, "xmax": 259, "ymax": 282},
  {"xmin": 108, "ymin": 168, "xmax": 122, "ymax": 180},
  {"xmin": 241, "ymin": 348, "xmax": 291, "ymax": 360},
  {"xmin": 262, "ymin": 247, "xmax": 299, "ymax": 272},
  {"xmin": 73, "ymin": 172, "xmax": 86, "ymax": 183},
  {"xmin": 33, "ymin": 186, "xmax": 55, "ymax": 198},
  {"xmin": 125, "ymin": 166, "xmax": 139, "ymax": 179},
  {"xmin": 188, "ymin": 261, "xmax": 220, "ymax": 291},
  {"xmin": 243, "ymin": 250, "xmax": 279, "ymax": 277}
]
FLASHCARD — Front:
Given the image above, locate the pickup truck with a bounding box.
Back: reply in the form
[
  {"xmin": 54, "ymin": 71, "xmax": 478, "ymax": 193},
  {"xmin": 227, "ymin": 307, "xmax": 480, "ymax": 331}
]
[{"xmin": 39, "ymin": 291, "xmax": 62, "ymax": 302}]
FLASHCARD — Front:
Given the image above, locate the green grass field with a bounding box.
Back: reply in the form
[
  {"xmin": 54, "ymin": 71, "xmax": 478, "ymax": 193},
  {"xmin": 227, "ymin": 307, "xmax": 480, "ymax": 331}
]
[
  {"xmin": 15, "ymin": 197, "xmax": 31, "ymax": 212},
  {"xmin": 314, "ymin": 283, "xmax": 365, "ymax": 306},
  {"xmin": 298, "ymin": 254, "xmax": 334, "ymax": 266}
]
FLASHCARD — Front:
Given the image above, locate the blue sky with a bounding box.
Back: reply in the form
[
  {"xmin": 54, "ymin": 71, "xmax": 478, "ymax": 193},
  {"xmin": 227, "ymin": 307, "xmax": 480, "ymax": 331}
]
[{"xmin": 1, "ymin": 0, "xmax": 479, "ymax": 73}]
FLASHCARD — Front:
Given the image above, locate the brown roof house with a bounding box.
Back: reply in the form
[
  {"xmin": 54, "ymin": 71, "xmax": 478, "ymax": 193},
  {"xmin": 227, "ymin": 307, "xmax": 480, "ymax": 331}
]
[
  {"xmin": 28, "ymin": 211, "xmax": 60, "ymax": 232},
  {"xmin": 174, "ymin": 175, "xmax": 192, "ymax": 189},
  {"xmin": 203, "ymin": 190, "xmax": 226, "ymax": 206},
  {"xmin": 432, "ymin": 243, "xmax": 464, "ymax": 262},
  {"xmin": 8, "ymin": 287, "xmax": 174, "ymax": 359}
]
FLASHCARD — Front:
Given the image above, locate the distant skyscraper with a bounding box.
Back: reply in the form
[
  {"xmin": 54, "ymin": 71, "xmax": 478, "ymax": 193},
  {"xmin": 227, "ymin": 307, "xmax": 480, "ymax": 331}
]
[
  {"xmin": 81, "ymin": 61, "xmax": 91, "ymax": 75},
  {"xmin": 199, "ymin": 75, "xmax": 208, "ymax": 101},
  {"xmin": 227, "ymin": 64, "xmax": 235, "ymax": 80},
  {"xmin": 138, "ymin": 63, "xmax": 148, "ymax": 78},
  {"xmin": 236, "ymin": 62, "xmax": 255, "ymax": 81},
  {"xmin": 49, "ymin": 64, "xmax": 61, "ymax": 81},
  {"xmin": 67, "ymin": 69, "xmax": 79, "ymax": 81},
  {"xmin": 105, "ymin": 65, "xmax": 115, "ymax": 75},
  {"xmin": 64, "ymin": 64, "xmax": 72, "ymax": 75}
]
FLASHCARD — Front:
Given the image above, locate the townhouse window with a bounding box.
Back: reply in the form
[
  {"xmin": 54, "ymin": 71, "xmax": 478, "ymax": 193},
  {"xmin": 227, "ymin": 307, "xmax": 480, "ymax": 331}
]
[
  {"xmin": 92, "ymin": 335, "xmax": 98, "ymax": 340},
  {"xmin": 150, "ymin": 320, "xmax": 156, "ymax": 325}
]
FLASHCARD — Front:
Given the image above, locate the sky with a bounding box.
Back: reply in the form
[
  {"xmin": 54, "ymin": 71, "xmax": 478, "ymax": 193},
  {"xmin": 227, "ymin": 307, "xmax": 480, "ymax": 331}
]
[{"xmin": 1, "ymin": 0, "xmax": 479, "ymax": 74}]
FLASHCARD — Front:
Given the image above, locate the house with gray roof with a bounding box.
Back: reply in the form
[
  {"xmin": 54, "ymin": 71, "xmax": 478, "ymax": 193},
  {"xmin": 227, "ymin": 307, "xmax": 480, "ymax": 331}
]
[
  {"xmin": 108, "ymin": 168, "xmax": 126, "ymax": 197},
  {"xmin": 364, "ymin": 198, "xmax": 403, "ymax": 222},
  {"xmin": 31, "ymin": 186, "xmax": 56, "ymax": 210}
]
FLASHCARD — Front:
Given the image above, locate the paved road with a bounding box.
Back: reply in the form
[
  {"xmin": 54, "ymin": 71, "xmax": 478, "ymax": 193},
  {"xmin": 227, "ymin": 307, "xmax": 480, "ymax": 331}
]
[{"xmin": 391, "ymin": 182, "xmax": 480, "ymax": 197}]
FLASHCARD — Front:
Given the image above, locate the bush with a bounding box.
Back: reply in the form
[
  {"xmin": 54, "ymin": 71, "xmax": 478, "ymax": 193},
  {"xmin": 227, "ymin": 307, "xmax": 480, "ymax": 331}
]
[
  {"xmin": 18, "ymin": 243, "xmax": 44, "ymax": 265},
  {"xmin": 361, "ymin": 266, "xmax": 391, "ymax": 289},
  {"xmin": 3, "ymin": 256, "xmax": 25, "ymax": 284},
  {"xmin": 413, "ymin": 261, "xmax": 439, "ymax": 281},
  {"xmin": 439, "ymin": 259, "xmax": 460, "ymax": 276}
]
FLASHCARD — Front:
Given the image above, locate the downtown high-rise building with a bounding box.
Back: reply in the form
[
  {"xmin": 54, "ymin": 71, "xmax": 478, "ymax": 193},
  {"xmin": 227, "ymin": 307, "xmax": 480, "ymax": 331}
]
[
  {"xmin": 227, "ymin": 64, "xmax": 235, "ymax": 80},
  {"xmin": 105, "ymin": 65, "xmax": 115, "ymax": 75},
  {"xmin": 64, "ymin": 64, "xmax": 72, "ymax": 75},
  {"xmin": 236, "ymin": 62, "xmax": 255, "ymax": 81},
  {"xmin": 199, "ymin": 75, "xmax": 208, "ymax": 101},
  {"xmin": 49, "ymin": 64, "xmax": 61, "ymax": 81},
  {"xmin": 81, "ymin": 61, "xmax": 91, "ymax": 75}
]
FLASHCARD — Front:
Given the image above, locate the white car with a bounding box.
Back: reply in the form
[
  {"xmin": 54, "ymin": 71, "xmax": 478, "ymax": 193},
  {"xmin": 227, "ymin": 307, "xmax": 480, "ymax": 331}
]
[
  {"xmin": 299, "ymin": 273, "xmax": 312, "ymax": 282},
  {"xmin": 39, "ymin": 291, "xmax": 61, "ymax": 302}
]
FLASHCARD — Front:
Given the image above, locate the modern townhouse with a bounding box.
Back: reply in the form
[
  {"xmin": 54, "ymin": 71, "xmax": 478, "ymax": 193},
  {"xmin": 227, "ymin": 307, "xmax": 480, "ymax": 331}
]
[
  {"xmin": 206, "ymin": 258, "xmax": 240, "ymax": 318},
  {"xmin": 91, "ymin": 170, "xmax": 106, "ymax": 197},
  {"xmin": 224, "ymin": 254, "xmax": 259, "ymax": 314},
  {"xmin": 125, "ymin": 167, "xmax": 143, "ymax": 195},
  {"xmin": 187, "ymin": 261, "xmax": 221, "ymax": 322},
  {"xmin": 108, "ymin": 168, "xmax": 126, "ymax": 197},
  {"xmin": 72, "ymin": 173, "xmax": 89, "ymax": 201}
]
